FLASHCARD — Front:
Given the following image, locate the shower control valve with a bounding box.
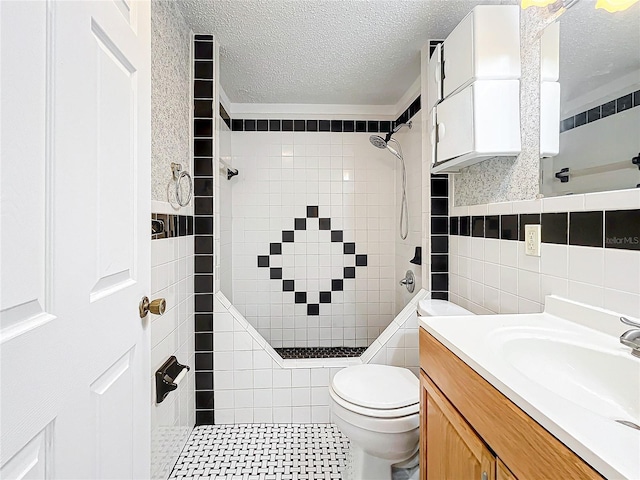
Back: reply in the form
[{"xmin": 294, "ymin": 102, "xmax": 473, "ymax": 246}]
[{"xmin": 399, "ymin": 270, "xmax": 415, "ymax": 293}]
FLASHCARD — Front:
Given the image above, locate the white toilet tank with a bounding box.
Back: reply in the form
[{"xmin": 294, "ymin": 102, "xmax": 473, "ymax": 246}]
[{"xmin": 417, "ymin": 299, "xmax": 473, "ymax": 316}]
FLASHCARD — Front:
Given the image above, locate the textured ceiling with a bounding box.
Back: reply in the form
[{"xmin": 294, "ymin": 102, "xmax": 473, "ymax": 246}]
[
  {"xmin": 559, "ymin": 1, "xmax": 640, "ymax": 104},
  {"xmin": 176, "ymin": 0, "xmax": 639, "ymax": 106},
  {"xmin": 177, "ymin": 0, "xmax": 517, "ymax": 105}
]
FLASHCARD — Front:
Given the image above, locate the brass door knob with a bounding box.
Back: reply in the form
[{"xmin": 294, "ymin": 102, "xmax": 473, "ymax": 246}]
[{"xmin": 139, "ymin": 296, "xmax": 166, "ymax": 318}]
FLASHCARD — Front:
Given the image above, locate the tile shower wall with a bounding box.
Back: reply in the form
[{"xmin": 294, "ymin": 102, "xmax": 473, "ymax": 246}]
[
  {"xmin": 448, "ymin": 191, "xmax": 640, "ymax": 318},
  {"xmin": 219, "ymin": 104, "xmax": 233, "ymax": 299},
  {"xmin": 230, "ymin": 128, "xmax": 397, "ymax": 348},
  {"xmin": 393, "ymin": 111, "xmax": 424, "ymax": 313},
  {"xmin": 150, "ymin": 231, "xmax": 195, "ymax": 480}
]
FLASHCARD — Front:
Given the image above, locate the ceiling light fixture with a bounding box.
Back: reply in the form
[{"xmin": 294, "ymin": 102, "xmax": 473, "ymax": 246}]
[
  {"xmin": 522, "ymin": 0, "xmax": 639, "ymax": 11},
  {"xmin": 521, "ymin": 0, "xmax": 557, "ymax": 7},
  {"xmin": 595, "ymin": 0, "xmax": 639, "ymax": 12}
]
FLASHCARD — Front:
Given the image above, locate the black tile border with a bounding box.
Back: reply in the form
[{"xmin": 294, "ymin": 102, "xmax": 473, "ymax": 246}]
[
  {"xmin": 152, "ymin": 213, "xmax": 193, "ymax": 239},
  {"xmin": 193, "ymin": 37, "xmax": 215, "ymax": 426},
  {"xmin": 541, "ymin": 212, "xmax": 568, "ymax": 245},
  {"xmin": 560, "ymin": 89, "xmax": 640, "ymax": 133},
  {"xmin": 223, "ymin": 96, "xmax": 422, "ymax": 133},
  {"xmin": 430, "ymin": 174, "xmax": 449, "ymax": 300},
  {"xmin": 570, "ymin": 211, "xmax": 603, "ymax": 248},
  {"xmin": 449, "ymin": 208, "xmax": 639, "ymax": 250},
  {"xmin": 219, "ymin": 103, "xmax": 231, "ymax": 129}
]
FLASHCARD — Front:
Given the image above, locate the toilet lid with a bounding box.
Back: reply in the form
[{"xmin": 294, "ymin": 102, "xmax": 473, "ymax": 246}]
[{"xmin": 331, "ymin": 365, "xmax": 419, "ymax": 410}]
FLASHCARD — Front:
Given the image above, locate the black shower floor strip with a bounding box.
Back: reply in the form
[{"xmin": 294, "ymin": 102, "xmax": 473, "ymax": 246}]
[{"xmin": 275, "ymin": 346, "xmax": 367, "ymax": 359}]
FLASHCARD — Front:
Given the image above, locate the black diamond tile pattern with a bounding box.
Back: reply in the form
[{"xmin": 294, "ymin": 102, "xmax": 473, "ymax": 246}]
[
  {"xmin": 275, "ymin": 347, "xmax": 367, "ymax": 359},
  {"xmin": 169, "ymin": 424, "xmax": 349, "ymax": 479},
  {"xmin": 256, "ymin": 206, "xmax": 368, "ymax": 311}
]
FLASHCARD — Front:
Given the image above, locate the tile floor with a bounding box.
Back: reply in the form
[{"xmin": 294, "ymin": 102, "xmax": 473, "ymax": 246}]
[{"xmin": 169, "ymin": 423, "xmax": 349, "ymax": 480}]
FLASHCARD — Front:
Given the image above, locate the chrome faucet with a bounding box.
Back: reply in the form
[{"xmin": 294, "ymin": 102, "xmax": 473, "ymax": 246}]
[{"xmin": 620, "ymin": 317, "xmax": 640, "ymax": 358}]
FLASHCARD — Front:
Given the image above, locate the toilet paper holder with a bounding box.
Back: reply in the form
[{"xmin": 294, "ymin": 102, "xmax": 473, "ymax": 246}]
[{"xmin": 155, "ymin": 356, "xmax": 190, "ymax": 404}]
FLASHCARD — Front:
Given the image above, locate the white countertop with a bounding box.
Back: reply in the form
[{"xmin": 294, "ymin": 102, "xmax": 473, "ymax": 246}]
[{"xmin": 419, "ymin": 296, "xmax": 640, "ymax": 480}]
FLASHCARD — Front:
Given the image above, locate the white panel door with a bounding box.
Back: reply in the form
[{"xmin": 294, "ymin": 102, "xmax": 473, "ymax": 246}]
[{"xmin": 0, "ymin": 1, "xmax": 151, "ymax": 479}]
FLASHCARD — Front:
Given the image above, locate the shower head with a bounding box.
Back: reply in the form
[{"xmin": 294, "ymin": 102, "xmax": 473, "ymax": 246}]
[
  {"xmin": 369, "ymin": 135, "xmax": 388, "ymax": 149},
  {"xmin": 369, "ymin": 121, "xmax": 413, "ymax": 150},
  {"xmin": 370, "ymin": 135, "xmax": 402, "ymax": 161}
]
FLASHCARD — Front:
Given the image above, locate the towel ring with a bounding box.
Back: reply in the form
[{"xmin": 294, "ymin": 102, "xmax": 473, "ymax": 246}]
[{"xmin": 168, "ymin": 162, "xmax": 192, "ymax": 209}]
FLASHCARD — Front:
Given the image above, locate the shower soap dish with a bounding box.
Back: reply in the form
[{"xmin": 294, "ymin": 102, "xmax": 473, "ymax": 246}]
[{"xmin": 155, "ymin": 356, "xmax": 190, "ymax": 404}]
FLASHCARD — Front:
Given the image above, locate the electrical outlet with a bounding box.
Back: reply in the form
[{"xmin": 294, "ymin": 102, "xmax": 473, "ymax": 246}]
[{"xmin": 525, "ymin": 224, "xmax": 541, "ymax": 256}]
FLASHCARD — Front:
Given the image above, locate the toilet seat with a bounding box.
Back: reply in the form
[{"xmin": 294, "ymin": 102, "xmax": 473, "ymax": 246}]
[
  {"xmin": 330, "ymin": 364, "xmax": 419, "ymax": 419},
  {"xmin": 329, "ymin": 384, "xmax": 419, "ymax": 419}
]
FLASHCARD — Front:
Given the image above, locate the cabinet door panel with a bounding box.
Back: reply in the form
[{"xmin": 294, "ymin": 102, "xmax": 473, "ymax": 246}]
[
  {"xmin": 443, "ymin": 12, "xmax": 473, "ymax": 98},
  {"xmin": 423, "ymin": 374, "xmax": 495, "ymax": 480},
  {"xmin": 427, "ymin": 43, "xmax": 443, "ymax": 112},
  {"xmin": 435, "ymin": 85, "xmax": 474, "ymax": 163},
  {"xmin": 443, "ymin": 6, "xmax": 520, "ymax": 98},
  {"xmin": 497, "ymin": 459, "xmax": 517, "ymax": 480}
]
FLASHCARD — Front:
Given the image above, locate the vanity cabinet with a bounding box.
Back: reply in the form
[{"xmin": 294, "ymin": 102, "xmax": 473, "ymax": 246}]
[
  {"xmin": 497, "ymin": 460, "xmax": 517, "ymax": 480},
  {"xmin": 419, "ymin": 328, "xmax": 603, "ymax": 480},
  {"xmin": 422, "ymin": 373, "xmax": 495, "ymax": 480}
]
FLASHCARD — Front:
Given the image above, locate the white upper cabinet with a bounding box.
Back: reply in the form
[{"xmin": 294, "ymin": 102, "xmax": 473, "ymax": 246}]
[
  {"xmin": 430, "ymin": 5, "xmax": 523, "ymax": 173},
  {"xmin": 442, "ymin": 5, "xmax": 521, "ymax": 98},
  {"xmin": 435, "ymin": 80, "xmax": 521, "ymax": 171},
  {"xmin": 427, "ymin": 43, "xmax": 443, "ymax": 112},
  {"xmin": 540, "ymin": 22, "xmax": 560, "ymax": 82},
  {"xmin": 540, "ymin": 22, "xmax": 560, "ymax": 157},
  {"xmin": 540, "ymin": 82, "xmax": 561, "ymax": 157}
]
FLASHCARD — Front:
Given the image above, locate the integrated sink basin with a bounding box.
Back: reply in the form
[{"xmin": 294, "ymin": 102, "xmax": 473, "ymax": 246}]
[
  {"xmin": 490, "ymin": 328, "xmax": 640, "ymax": 425},
  {"xmin": 418, "ymin": 295, "xmax": 640, "ymax": 480}
]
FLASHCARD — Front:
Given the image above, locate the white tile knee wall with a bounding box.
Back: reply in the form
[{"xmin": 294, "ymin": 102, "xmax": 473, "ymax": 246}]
[
  {"xmin": 212, "ymin": 290, "xmax": 428, "ymax": 423},
  {"xmin": 151, "ymin": 235, "xmax": 195, "ymax": 480}
]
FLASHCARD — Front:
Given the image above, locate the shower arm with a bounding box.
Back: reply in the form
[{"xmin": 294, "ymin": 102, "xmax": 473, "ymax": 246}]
[{"xmin": 384, "ymin": 121, "xmax": 412, "ymax": 143}]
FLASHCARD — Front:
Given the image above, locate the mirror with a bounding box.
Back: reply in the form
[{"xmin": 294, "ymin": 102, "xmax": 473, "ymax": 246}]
[{"xmin": 540, "ymin": 1, "xmax": 640, "ymax": 196}]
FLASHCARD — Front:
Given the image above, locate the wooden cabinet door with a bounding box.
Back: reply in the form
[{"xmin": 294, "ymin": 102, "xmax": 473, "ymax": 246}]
[
  {"xmin": 497, "ymin": 460, "xmax": 517, "ymax": 480},
  {"xmin": 422, "ymin": 373, "xmax": 495, "ymax": 480}
]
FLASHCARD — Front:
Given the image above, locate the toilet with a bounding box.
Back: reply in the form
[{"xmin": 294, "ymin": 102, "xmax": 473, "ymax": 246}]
[{"xmin": 329, "ymin": 299, "xmax": 473, "ymax": 480}]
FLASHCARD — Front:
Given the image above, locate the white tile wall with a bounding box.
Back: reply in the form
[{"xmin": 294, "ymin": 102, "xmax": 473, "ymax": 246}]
[
  {"xmin": 229, "ymin": 130, "xmax": 400, "ymax": 348},
  {"xmin": 393, "ymin": 112, "xmax": 424, "ymax": 313},
  {"xmin": 212, "ymin": 290, "xmax": 428, "ymax": 423},
  {"xmin": 151, "ymin": 235, "xmax": 195, "ymax": 480},
  {"xmin": 219, "ymin": 119, "xmax": 233, "ymax": 299},
  {"xmin": 449, "ymin": 194, "xmax": 640, "ymax": 318}
]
